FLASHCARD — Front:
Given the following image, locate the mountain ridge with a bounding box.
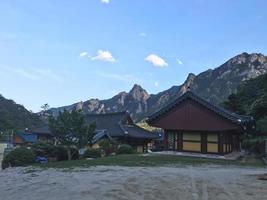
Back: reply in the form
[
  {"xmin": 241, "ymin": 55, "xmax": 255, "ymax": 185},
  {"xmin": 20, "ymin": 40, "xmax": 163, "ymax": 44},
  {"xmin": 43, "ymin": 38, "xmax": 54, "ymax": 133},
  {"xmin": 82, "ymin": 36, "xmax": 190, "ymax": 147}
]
[
  {"xmin": 48, "ymin": 52, "xmax": 267, "ymax": 121},
  {"xmin": 0, "ymin": 95, "xmax": 44, "ymax": 131}
]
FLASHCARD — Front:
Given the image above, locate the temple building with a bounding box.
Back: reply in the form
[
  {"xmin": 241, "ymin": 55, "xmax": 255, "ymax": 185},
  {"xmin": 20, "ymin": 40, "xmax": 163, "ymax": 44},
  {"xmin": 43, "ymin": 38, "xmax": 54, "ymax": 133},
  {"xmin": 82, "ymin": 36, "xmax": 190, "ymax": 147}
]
[
  {"xmin": 147, "ymin": 91, "xmax": 255, "ymax": 154},
  {"xmin": 85, "ymin": 111, "xmax": 160, "ymax": 153}
]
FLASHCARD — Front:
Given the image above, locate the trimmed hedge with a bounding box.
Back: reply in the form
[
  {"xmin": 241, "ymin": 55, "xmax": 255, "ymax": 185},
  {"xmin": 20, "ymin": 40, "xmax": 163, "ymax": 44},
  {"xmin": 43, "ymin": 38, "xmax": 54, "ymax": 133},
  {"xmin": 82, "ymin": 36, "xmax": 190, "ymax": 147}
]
[
  {"xmin": 83, "ymin": 149, "xmax": 102, "ymax": 159},
  {"xmin": 116, "ymin": 144, "xmax": 133, "ymax": 155},
  {"xmin": 2, "ymin": 147, "xmax": 36, "ymax": 169}
]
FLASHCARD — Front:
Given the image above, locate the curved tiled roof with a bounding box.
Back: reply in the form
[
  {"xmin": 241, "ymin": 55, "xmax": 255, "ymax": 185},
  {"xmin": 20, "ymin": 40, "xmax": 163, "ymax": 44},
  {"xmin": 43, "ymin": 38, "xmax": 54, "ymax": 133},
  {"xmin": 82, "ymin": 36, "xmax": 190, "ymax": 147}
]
[
  {"xmin": 91, "ymin": 130, "xmax": 113, "ymax": 144},
  {"xmin": 85, "ymin": 112, "xmax": 128, "ymax": 137},
  {"xmin": 147, "ymin": 91, "xmax": 255, "ymax": 129},
  {"xmin": 28, "ymin": 125, "xmax": 53, "ymax": 136},
  {"xmin": 85, "ymin": 111, "xmax": 160, "ymax": 140},
  {"xmin": 121, "ymin": 124, "xmax": 160, "ymax": 139}
]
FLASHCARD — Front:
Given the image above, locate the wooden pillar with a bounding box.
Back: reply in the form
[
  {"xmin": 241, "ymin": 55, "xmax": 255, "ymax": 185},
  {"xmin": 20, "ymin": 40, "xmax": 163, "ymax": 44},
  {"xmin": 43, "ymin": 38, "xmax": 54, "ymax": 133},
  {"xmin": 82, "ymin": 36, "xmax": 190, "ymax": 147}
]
[
  {"xmin": 178, "ymin": 131, "xmax": 183, "ymax": 152},
  {"xmin": 218, "ymin": 133, "xmax": 223, "ymax": 155},
  {"xmin": 201, "ymin": 132, "xmax": 207, "ymax": 153},
  {"xmin": 164, "ymin": 130, "xmax": 168, "ymax": 150}
]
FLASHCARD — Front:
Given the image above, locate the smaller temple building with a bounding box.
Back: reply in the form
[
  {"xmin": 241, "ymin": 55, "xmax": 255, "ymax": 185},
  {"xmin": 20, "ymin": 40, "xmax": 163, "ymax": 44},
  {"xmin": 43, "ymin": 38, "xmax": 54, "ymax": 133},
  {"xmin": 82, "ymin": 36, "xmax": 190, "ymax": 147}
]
[
  {"xmin": 86, "ymin": 111, "xmax": 159, "ymax": 153},
  {"xmin": 13, "ymin": 125, "xmax": 54, "ymax": 146},
  {"xmin": 147, "ymin": 91, "xmax": 255, "ymax": 154}
]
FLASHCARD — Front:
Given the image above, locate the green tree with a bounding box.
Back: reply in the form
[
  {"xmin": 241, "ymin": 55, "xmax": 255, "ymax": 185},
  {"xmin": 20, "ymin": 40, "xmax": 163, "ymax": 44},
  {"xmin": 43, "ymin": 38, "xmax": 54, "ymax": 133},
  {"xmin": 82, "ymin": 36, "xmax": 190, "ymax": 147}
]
[
  {"xmin": 224, "ymin": 93, "xmax": 245, "ymax": 114},
  {"xmin": 48, "ymin": 109, "xmax": 96, "ymax": 160},
  {"xmin": 256, "ymin": 117, "xmax": 267, "ymax": 133},
  {"xmin": 251, "ymin": 94, "xmax": 267, "ymax": 120},
  {"xmin": 41, "ymin": 103, "xmax": 50, "ymax": 112},
  {"xmin": 224, "ymin": 73, "xmax": 267, "ymax": 133}
]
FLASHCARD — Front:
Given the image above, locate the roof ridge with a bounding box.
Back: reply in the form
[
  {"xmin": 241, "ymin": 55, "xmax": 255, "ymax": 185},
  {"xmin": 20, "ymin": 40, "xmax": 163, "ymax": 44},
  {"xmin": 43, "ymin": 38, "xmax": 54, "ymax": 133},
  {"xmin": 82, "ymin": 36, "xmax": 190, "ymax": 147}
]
[{"xmin": 118, "ymin": 121, "xmax": 128, "ymax": 135}]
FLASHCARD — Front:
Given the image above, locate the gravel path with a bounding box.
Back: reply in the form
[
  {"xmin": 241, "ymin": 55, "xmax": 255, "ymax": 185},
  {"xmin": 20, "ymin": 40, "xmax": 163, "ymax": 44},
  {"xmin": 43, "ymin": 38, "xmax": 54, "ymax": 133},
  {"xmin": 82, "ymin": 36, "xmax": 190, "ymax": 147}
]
[{"xmin": 0, "ymin": 165, "xmax": 266, "ymax": 200}]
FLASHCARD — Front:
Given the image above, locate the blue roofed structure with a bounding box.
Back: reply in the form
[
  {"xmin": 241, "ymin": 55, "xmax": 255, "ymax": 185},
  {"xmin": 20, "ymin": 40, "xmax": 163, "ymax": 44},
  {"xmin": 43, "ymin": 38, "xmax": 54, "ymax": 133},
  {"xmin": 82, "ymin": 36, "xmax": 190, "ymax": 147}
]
[{"xmin": 15, "ymin": 131, "xmax": 38, "ymax": 143}]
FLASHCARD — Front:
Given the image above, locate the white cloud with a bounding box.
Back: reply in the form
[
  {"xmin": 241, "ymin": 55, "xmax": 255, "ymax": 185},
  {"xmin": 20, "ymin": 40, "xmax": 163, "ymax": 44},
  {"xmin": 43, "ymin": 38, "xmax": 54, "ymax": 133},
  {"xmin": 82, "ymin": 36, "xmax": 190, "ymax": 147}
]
[
  {"xmin": 145, "ymin": 54, "xmax": 168, "ymax": 67},
  {"xmin": 13, "ymin": 68, "xmax": 40, "ymax": 80},
  {"xmin": 33, "ymin": 69, "xmax": 64, "ymax": 83},
  {"xmin": 139, "ymin": 32, "xmax": 147, "ymax": 37},
  {"xmin": 79, "ymin": 52, "xmax": 88, "ymax": 57},
  {"xmin": 0, "ymin": 65, "xmax": 64, "ymax": 82},
  {"xmin": 154, "ymin": 81, "xmax": 159, "ymax": 87},
  {"xmin": 91, "ymin": 50, "xmax": 116, "ymax": 62},
  {"xmin": 101, "ymin": 0, "xmax": 110, "ymax": 4},
  {"xmin": 97, "ymin": 72, "xmax": 142, "ymax": 84},
  {"xmin": 177, "ymin": 59, "xmax": 183, "ymax": 65}
]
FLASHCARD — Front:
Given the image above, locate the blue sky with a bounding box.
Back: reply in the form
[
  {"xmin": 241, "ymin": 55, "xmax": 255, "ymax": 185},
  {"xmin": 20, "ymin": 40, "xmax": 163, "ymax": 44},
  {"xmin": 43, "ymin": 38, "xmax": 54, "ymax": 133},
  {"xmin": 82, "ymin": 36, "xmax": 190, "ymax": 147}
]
[{"xmin": 0, "ymin": 0, "xmax": 266, "ymax": 112}]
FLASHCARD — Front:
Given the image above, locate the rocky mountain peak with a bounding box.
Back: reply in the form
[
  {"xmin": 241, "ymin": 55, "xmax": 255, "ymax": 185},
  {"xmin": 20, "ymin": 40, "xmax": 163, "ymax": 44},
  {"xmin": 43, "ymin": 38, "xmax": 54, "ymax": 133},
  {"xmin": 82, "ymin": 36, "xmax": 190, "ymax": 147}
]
[
  {"xmin": 130, "ymin": 84, "xmax": 145, "ymax": 92},
  {"xmin": 179, "ymin": 73, "xmax": 196, "ymax": 94},
  {"xmin": 227, "ymin": 52, "xmax": 267, "ymax": 66},
  {"xmin": 129, "ymin": 84, "xmax": 150, "ymax": 101},
  {"xmin": 186, "ymin": 73, "xmax": 196, "ymax": 82},
  {"xmin": 75, "ymin": 101, "xmax": 84, "ymax": 111}
]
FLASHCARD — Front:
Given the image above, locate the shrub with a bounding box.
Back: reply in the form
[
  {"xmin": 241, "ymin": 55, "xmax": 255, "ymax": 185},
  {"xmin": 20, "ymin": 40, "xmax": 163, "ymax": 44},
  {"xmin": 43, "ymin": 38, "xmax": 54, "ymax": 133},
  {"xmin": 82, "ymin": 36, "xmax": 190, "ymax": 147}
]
[
  {"xmin": 2, "ymin": 147, "xmax": 36, "ymax": 169},
  {"xmin": 98, "ymin": 139, "xmax": 117, "ymax": 155},
  {"xmin": 30, "ymin": 143, "xmax": 79, "ymax": 161},
  {"xmin": 242, "ymin": 135, "xmax": 266, "ymax": 154},
  {"xmin": 83, "ymin": 148, "xmax": 102, "ymax": 159},
  {"xmin": 116, "ymin": 144, "xmax": 133, "ymax": 155},
  {"xmin": 30, "ymin": 142, "xmax": 57, "ymax": 158},
  {"xmin": 54, "ymin": 146, "xmax": 79, "ymax": 161},
  {"xmin": 54, "ymin": 146, "xmax": 68, "ymax": 161},
  {"xmin": 70, "ymin": 147, "xmax": 79, "ymax": 160}
]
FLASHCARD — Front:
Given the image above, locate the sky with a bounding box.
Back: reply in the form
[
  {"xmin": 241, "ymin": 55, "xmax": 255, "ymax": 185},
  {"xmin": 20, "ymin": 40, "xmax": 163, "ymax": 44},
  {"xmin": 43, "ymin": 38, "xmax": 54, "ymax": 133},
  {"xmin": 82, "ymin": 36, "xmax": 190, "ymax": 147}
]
[{"xmin": 0, "ymin": 0, "xmax": 267, "ymax": 112}]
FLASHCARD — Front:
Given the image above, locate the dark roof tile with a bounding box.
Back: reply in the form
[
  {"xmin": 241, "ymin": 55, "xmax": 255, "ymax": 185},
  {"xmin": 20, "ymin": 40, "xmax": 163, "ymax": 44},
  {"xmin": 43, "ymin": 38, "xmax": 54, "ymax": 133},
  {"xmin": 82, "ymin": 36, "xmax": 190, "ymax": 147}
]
[
  {"xmin": 85, "ymin": 111, "xmax": 160, "ymax": 139},
  {"xmin": 28, "ymin": 125, "xmax": 53, "ymax": 136}
]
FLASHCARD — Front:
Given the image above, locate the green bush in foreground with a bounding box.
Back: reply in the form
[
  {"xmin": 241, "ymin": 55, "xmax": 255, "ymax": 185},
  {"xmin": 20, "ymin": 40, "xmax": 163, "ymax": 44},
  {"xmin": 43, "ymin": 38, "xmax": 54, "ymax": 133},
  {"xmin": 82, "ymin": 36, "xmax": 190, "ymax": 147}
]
[
  {"xmin": 98, "ymin": 139, "xmax": 117, "ymax": 155},
  {"xmin": 242, "ymin": 135, "xmax": 266, "ymax": 154},
  {"xmin": 30, "ymin": 142, "xmax": 57, "ymax": 158},
  {"xmin": 2, "ymin": 147, "xmax": 36, "ymax": 169},
  {"xmin": 30, "ymin": 143, "xmax": 79, "ymax": 161},
  {"xmin": 83, "ymin": 148, "xmax": 102, "ymax": 159},
  {"xmin": 55, "ymin": 146, "xmax": 79, "ymax": 161},
  {"xmin": 116, "ymin": 144, "xmax": 133, "ymax": 155}
]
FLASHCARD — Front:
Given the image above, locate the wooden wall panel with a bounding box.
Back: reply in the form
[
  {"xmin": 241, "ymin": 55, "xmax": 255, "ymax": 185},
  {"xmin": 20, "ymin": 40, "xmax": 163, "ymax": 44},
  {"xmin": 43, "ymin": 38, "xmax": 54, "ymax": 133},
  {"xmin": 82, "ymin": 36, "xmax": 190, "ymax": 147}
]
[
  {"xmin": 183, "ymin": 132, "xmax": 201, "ymax": 141},
  {"xmin": 207, "ymin": 143, "xmax": 218, "ymax": 153},
  {"xmin": 151, "ymin": 99, "xmax": 240, "ymax": 131},
  {"xmin": 183, "ymin": 142, "xmax": 201, "ymax": 152}
]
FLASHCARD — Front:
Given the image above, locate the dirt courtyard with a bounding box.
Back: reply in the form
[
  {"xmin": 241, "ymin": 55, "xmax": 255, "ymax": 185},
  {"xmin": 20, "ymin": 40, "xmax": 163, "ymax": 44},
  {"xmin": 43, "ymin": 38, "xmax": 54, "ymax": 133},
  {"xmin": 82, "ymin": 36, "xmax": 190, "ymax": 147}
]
[{"xmin": 0, "ymin": 165, "xmax": 266, "ymax": 200}]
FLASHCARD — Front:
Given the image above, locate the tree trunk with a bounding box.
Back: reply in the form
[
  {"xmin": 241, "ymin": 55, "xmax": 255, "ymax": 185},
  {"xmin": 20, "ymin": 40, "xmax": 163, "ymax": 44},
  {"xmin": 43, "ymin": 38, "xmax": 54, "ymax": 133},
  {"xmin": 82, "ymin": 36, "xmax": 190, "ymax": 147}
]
[{"xmin": 67, "ymin": 148, "xmax": 72, "ymax": 161}]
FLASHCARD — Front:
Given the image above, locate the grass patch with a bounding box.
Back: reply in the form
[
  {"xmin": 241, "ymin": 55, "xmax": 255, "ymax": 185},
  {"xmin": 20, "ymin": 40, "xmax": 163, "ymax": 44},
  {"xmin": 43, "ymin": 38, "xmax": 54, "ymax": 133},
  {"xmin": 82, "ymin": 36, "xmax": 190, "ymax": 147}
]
[{"xmin": 33, "ymin": 154, "xmax": 266, "ymax": 169}]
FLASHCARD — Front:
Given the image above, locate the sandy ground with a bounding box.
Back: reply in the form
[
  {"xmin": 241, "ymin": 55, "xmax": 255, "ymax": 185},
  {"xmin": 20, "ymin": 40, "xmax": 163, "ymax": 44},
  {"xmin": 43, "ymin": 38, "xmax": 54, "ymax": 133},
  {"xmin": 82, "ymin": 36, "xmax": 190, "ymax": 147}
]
[{"xmin": 0, "ymin": 165, "xmax": 266, "ymax": 200}]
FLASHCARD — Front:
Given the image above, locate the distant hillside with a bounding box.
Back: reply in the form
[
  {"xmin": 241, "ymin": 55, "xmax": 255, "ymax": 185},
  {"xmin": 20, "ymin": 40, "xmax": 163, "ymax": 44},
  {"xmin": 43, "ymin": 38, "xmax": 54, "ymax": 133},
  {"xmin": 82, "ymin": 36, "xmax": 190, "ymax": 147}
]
[
  {"xmin": 0, "ymin": 95, "xmax": 43, "ymax": 131},
  {"xmin": 49, "ymin": 52, "xmax": 267, "ymax": 121},
  {"xmin": 224, "ymin": 73, "xmax": 267, "ymax": 132}
]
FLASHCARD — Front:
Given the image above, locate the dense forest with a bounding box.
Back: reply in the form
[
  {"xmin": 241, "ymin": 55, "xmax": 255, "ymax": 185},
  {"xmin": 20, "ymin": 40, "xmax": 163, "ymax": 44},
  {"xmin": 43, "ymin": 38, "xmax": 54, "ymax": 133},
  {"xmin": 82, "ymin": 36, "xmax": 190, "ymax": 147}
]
[
  {"xmin": 224, "ymin": 73, "xmax": 267, "ymax": 133},
  {"xmin": 0, "ymin": 95, "xmax": 43, "ymax": 132}
]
